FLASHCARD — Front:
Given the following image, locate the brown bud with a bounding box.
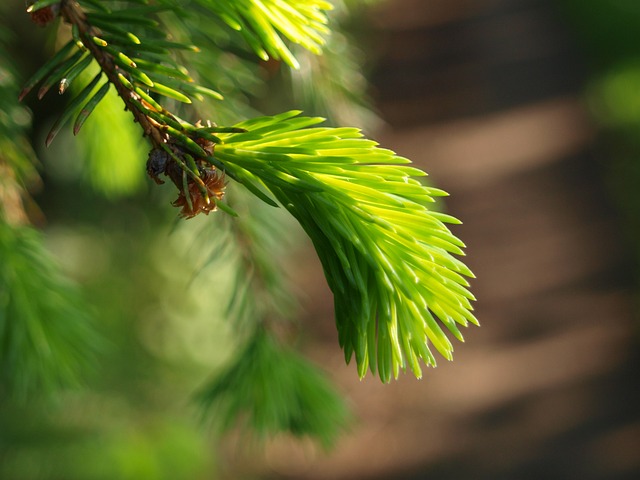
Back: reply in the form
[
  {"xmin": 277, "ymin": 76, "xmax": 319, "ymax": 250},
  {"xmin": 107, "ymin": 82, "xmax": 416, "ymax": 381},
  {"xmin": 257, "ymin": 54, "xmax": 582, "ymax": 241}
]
[{"xmin": 28, "ymin": 2, "xmax": 61, "ymax": 27}]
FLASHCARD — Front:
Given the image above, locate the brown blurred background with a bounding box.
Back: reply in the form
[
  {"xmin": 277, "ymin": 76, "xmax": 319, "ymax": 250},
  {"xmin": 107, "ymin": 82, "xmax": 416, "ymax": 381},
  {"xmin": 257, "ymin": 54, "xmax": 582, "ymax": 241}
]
[{"xmin": 229, "ymin": 0, "xmax": 640, "ymax": 478}]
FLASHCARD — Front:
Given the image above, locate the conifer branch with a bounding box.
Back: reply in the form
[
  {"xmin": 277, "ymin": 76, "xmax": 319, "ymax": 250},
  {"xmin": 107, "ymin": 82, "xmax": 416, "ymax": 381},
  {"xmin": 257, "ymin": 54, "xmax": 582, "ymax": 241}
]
[
  {"xmin": 21, "ymin": 0, "xmax": 477, "ymax": 385},
  {"xmin": 198, "ymin": 328, "xmax": 349, "ymax": 447}
]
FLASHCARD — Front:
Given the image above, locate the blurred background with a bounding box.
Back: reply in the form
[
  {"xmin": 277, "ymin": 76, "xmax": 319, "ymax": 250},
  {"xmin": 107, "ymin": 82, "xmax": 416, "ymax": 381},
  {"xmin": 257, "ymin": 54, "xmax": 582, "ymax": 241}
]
[
  {"xmin": 2, "ymin": 0, "xmax": 640, "ymax": 479},
  {"xmin": 269, "ymin": 0, "xmax": 640, "ymax": 479}
]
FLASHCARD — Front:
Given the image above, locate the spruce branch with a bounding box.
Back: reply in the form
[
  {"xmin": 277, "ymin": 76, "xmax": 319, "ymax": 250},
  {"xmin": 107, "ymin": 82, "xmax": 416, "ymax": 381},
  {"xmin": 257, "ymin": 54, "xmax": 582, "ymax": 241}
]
[
  {"xmin": 211, "ymin": 111, "xmax": 477, "ymax": 381},
  {"xmin": 21, "ymin": 1, "xmax": 477, "ymax": 384},
  {"xmin": 198, "ymin": 329, "xmax": 349, "ymax": 447},
  {"xmin": 0, "ymin": 221, "xmax": 100, "ymax": 398}
]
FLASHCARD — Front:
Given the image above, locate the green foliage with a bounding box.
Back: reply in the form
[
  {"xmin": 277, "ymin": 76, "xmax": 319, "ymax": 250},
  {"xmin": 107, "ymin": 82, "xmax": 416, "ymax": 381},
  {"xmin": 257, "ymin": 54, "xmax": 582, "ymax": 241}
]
[
  {"xmin": 193, "ymin": 0, "xmax": 333, "ymax": 68},
  {"xmin": 191, "ymin": 185, "xmax": 341, "ymax": 440},
  {"xmin": 285, "ymin": 1, "xmax": 380, "ymax": 129},
  {"xmin": 213, "ymin": 111, "xmax": 476, "ymax": 380},
  {"xmin": 167, "ymin": 16, "xmax": 264, "ymax": 124},
  {"xmin": 23, "ymin": 0, "xmax": 221, "ymax": 146},
  {"xmin": 7, "ymin": 0, "xmax": 477, "ymax": 451},
  {"xmin": 198, "ymin": 329, "xmax": 349, "ymax": 447},
  {"xmin": 0, "ymin": 221, "xmax": 98, "ymax": 398},
  {"xmin": 20, "ymin": 0, "xmax": 476, "ymax": 381}
]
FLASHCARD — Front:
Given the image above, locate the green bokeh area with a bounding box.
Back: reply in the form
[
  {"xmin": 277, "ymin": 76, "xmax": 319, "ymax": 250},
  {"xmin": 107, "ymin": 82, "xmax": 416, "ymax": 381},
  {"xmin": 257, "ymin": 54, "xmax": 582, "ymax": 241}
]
[
  {"xmin": 1, "ymin": 189, "xmax": 231, "ymax": 478},
  {"xmin": 1, "ymin": 409, "xmax": 212, "ymax": 480}
]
